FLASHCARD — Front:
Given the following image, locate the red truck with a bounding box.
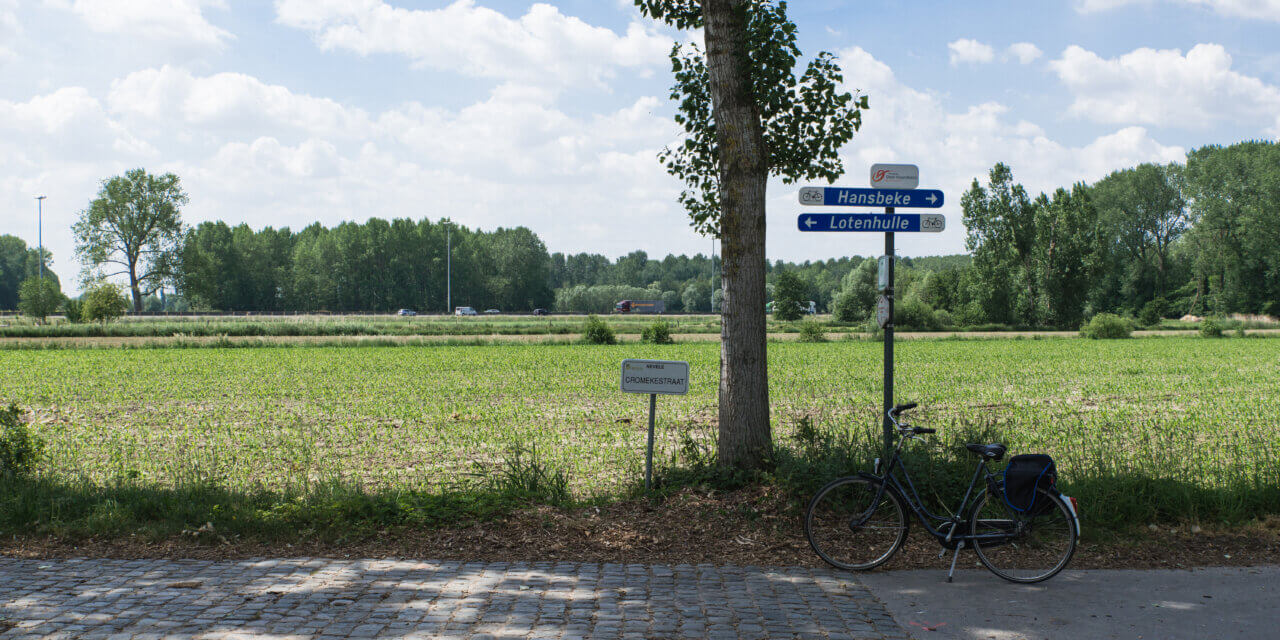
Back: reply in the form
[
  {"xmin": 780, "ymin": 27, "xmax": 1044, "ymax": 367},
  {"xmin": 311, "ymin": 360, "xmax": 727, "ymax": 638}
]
[{"xmin": 614, "ymin": 299, "xmax": 665, "ymax": 314}]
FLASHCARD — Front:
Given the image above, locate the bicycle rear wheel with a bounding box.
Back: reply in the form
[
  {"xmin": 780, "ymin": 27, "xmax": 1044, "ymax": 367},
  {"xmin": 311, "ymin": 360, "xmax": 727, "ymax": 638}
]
[
  {"xmin": 804, "ymin": 476, "xmax": 908, "ymax": 571},
  {"xmin": 970, "ymin": 487, "xmax": 1077, "ymax": 583}
]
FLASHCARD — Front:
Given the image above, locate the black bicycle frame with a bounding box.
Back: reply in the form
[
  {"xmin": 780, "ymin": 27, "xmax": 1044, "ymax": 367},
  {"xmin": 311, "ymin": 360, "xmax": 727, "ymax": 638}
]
[{"xmin": 867, "ymin": 439, "xmax": 1016, "ymax": 547}]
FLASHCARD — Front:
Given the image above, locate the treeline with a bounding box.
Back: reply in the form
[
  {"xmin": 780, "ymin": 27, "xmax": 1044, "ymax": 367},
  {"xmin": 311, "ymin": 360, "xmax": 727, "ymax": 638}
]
[
  {"xmin": 16, "ymin": 140, "xmax": 1279, "ymax": 322},
  {"xmin": 178, "ymin": 219, "xmax": 553, "ymax": 312},
  {"xmin": 0, "ymin": 236, "xmax": 57, "ymax": 309},
  {"xmin": 826, "ymin": 140, "xmax": 1280, "ymax": 328}
]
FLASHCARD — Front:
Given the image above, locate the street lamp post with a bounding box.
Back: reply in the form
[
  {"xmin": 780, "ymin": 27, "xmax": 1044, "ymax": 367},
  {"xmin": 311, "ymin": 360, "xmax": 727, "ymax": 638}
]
[
  {"xmin": 446, "ymin": 223, "xmax": 451, "ymax": 314},
  {"xmin": 35, "ymin": 195, "xmax": 46, "ymax": 280}
]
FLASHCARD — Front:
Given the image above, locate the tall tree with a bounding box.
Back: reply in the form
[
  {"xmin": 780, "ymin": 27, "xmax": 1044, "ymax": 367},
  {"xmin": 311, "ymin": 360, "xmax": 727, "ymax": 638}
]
[
  {"xmin": 636, "ymin": 0, "xmax": 867, "ymax": 470},
  {"xmin": 1090, "ymin": 163, "xmax": 1187, "ymax": 306},
  {"xmin": 74, "ymin": 169, "xmax": 188, "ymax": 312},
  {"xmin": 1182, "ymin": 141, "xmax": 1280, "ymax": 314},
  {"xmin": 962, "ymin": 163, "xmax": 1038, "ymax": 325}
]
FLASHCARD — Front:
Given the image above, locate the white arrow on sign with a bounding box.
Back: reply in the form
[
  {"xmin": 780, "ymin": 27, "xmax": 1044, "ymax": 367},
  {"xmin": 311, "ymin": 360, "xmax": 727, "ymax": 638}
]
[
  {"xmin": 804, "ymin": 216, "xmax": 817, "ymax": 229},
  {"xmin": 926, "ymin": 193, "xmax": 938, "ymax": 205}
]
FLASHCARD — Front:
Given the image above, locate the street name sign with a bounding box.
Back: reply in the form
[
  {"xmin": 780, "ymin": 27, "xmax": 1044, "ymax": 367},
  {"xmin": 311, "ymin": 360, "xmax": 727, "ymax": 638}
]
[
  {"xmin": 621, "ymin": 359, "xmax": 689, "ymax": 395},
  {"xmin": 798, "ymin": 213, "xmax": 946, "ymax": 233},
  {"xmin": 798, "ymin": 186, "xmax": 943, "ymax": 208},
  {"xmin": 871, "ymin": 164, "xmax": 919, "ymax": 189}
]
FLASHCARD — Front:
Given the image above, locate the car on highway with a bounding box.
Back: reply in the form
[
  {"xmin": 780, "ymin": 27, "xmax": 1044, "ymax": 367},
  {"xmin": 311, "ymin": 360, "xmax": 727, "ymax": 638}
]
[
  {"xmin": 484, "ymin": 309, "xmax": 500, "ymax": 314},
  {"xmin": 454, "ymin": 306, "xmax": 477, "ymax": 316},
  {"xmin": 396, "ymin": 309, "xmax": 417, "ymax": 316},
  {"xmin": 532, "ymin": 308, "xmax": 549, "ymax": 316}
]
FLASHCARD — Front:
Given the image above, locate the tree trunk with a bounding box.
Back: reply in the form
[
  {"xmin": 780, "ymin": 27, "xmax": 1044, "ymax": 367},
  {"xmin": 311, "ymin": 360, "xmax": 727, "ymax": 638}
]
[
  {"xmin": 704, "ymin": 0, "xmax": 772, "ymax": 470},
  {"xmin": 129, "ymin": 268, "xmax": 143, "ymax": 313}
]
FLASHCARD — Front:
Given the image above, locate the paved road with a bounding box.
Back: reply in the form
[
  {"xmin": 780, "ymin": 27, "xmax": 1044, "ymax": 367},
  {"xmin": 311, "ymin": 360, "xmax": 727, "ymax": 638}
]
[
  {"xmin": 0, "ymin": 558, "xmax": 911, "ymax": 639},
  {"xmin": 860, "ymin": 567, "xmax": 1280, "ymax": 640}
]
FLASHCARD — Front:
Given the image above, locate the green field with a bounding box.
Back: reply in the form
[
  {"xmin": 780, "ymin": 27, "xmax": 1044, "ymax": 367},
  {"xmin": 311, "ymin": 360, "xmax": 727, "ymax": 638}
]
[{"xmin": 2, "ymin": 337, "xmax": 1278, "ymax": 539}]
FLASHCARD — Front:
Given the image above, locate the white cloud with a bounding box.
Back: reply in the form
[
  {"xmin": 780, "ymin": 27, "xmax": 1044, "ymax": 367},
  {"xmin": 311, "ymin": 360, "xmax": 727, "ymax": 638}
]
[
  {"xmin": 0, "ymin": 0, "xmax": 19, "ymax": 65},
  {"xmin": 274, "ymin": 0, "xmax": 672, "ymax": 88},
  {"xmin": 1077, "ymin": 0, "xmax": 1280, "ymax": 21},
  {"xmin": 1050, "ymin": 44, "xmax": 1280, "ymax": 131},
  {"xmin": 769, "ymin": 46, "xmax": 1186, "ymax": 259},
  {"xmin": 0, "ymin": 64, "xmax": 688, "ymax": 290},
  {"xmin": 948, "ymin": 38, "xmax": 995, "ymax": 65},
  {"xmin": 1007, "ymin": 42, "xmax": 1043, "ymax": 64},
  {"xmin": 43, "ymin": 0, "xmax": 232, "ymax": 47},
  {"xmin": 107, "ymin": 66, "xmax": 376, "ymax": 142}
]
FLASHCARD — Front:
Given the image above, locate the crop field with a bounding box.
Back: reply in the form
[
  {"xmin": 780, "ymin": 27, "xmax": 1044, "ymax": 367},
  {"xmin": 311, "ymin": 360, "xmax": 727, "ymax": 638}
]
[{"xmin": 3, "ymin": 337, "xmax": 1279, "ymax": 535}]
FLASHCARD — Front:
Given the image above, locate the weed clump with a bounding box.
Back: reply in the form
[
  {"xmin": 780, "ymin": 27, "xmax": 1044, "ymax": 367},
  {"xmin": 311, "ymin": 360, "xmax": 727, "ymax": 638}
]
[
  {"xmin": 641, "ymin": 320, "xmax": 674, "ymax": 344},
  {"xmin": 1200, "ymin": 317, "xmax": 1224, "ymax": 338},
  {"xmin": 581, "ymin": 315, "xmax": 617, "ymax": 345},
  {"xmin": 1081, "ymin": 313, "xmax": 1133, "ymax": 339},
  {"xmin": 797, "ymin": 320, "xmax": 827, "ymax": 343},
  {"xmin": 0, "ymin": 404, "xmax": 43, "ymax": 479}
]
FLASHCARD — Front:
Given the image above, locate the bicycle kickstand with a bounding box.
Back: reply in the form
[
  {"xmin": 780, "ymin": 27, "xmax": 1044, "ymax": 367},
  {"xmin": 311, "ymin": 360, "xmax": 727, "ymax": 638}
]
[{"xmin": 946, "ymin": 541, "xmax": 965, "ymax": 583}]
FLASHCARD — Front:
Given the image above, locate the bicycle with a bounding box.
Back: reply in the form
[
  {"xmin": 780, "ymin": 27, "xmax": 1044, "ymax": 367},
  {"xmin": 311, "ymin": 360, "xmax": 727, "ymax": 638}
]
[{"xmin": 803, "ymin": 403, "xmax": 1080, "ymax": 583}]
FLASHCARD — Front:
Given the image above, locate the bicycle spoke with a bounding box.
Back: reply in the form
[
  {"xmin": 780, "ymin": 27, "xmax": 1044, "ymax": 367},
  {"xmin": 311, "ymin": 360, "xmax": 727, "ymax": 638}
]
[
  {"xmin": 971, "ymin": 488, "xmax": 1077, "ymax": 583},
  {"xmin": 805, "ymin": 477, "xmax": 908, "ymax": 571}
]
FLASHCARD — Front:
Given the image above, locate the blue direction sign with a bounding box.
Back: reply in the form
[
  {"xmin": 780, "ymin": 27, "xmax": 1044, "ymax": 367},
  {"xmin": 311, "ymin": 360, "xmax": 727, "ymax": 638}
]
[
  {"xmin": 799, "ymin": 186, "xmax": 944, "ymax": 208},
  {"xmin": 798, "ymin": 213, "xmax": 946, "ymax": 233}
]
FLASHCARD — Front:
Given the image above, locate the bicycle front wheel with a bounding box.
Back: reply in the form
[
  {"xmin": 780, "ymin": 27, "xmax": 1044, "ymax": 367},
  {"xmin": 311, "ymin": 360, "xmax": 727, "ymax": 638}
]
[
  {"xmin": 804, "ymin": 476, "xmax": 908, "ymax": 571},
  {"xmin": 970, "ymin": 487, "xmax": 1077, "ymax": 583}
]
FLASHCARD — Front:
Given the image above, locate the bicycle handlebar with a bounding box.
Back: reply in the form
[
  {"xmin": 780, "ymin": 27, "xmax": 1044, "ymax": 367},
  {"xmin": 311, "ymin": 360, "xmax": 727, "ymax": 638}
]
[{"xmin": 890, "ymin": 402, "xmax": 918, "ymax": 416}]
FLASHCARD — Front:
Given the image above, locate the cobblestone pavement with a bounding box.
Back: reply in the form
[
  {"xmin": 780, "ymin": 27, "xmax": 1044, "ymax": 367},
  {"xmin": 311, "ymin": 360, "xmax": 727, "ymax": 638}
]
[{"xmin": 0, "ymin": 558, "xmax": 912, "ymax": 639}]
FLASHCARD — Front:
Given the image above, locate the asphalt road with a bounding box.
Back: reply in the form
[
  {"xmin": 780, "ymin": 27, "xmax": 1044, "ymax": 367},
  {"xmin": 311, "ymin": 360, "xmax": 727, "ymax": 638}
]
[{"xmin": 859, "ymin": 566, "xmax": 1280, "ymax": 640}]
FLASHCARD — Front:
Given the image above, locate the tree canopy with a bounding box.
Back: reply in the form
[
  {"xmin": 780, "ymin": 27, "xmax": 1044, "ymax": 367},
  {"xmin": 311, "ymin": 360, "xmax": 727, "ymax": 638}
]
[{"xmin": 74, "ymin": 168, "xmax": 187, "ymax": 312}]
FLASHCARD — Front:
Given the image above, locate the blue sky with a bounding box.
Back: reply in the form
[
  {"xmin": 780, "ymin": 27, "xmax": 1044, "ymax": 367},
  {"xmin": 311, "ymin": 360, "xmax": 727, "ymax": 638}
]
[{"xmin": 3, "ymin": 0, "xmax": 1279, "ymax": 290}]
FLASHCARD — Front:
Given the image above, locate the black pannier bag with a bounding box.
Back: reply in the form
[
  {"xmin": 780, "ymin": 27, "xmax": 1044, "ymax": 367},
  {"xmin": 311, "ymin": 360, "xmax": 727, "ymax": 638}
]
[{"xmin": 1003, "ymin": 454, "xmax": 1057, "ymax": 514}]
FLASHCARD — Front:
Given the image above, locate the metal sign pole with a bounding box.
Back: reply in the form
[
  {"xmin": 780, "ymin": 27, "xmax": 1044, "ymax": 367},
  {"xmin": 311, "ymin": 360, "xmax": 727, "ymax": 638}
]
[
  {"xmin": 646, "ymin": 393, "xmax": 657, "ymax": 491},
  {"xmin": 883, "ymin": 207, "xmax": 895, "ymax": 457}
]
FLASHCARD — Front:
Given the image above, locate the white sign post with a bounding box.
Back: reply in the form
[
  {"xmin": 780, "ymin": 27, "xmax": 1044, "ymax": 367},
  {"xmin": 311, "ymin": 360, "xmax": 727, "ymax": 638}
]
[
  {"xmin": 870, "ymin": 163, "xmax": 920, "ymax": 189},
  {"xmin": 621, "ymin": 359, "xmax": 689, "ymax": 490}
]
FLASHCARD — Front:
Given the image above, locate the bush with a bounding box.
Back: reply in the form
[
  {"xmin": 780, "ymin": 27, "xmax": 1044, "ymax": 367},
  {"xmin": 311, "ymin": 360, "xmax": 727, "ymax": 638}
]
[
  {"xmin": 1262, "ymin": 301, "xmax": 1280, "ymax": 319},
  {"xmin": 1080, "ymin": 313, "xmax": 1133, "ymax": 339},
  {"xmin": 17, "ymin": 277, "xmax": 63, "ymax": 323},
  {"xmin": 772, "ymin": 271, "xmax": 808, "ymax": 321},
  {"xmin": 0, "ymin": 404, "xmax": 44, "ymax": 479},
  {"xmin": 797, "ymin": 320, "xmax": 827, "ymax": 343},
  {"xmin": 895, "ymin": 298, "xmax": 939, "ymax": 331},
  {"xmin": 831, "ymin": 291, "xmax": 863, "ymax": 323},
  {"xmin": 83, "ymin": 283, "xmax": 129, "ymax": 323},
  {"xmin": 63, "ymin": 298, "xmax": 84, "ymax": 324},
  {"xmin": 933, "ymin": 309, "xmax": 955, "ymax": 329},
  {"xmin": 581, "ymin": 315, "xmax": 616, "ymax": 345},
  {"xmin": 1138, "ymin": 298, "xmax": 1166, "ymax": 328},
  {"xmin": 641, "ymin": 320, "xmax": 674, "ymax": 344},
  {"xmin": 1199, "ymin": 317, "xmax": 1224, "ymax": 338}
]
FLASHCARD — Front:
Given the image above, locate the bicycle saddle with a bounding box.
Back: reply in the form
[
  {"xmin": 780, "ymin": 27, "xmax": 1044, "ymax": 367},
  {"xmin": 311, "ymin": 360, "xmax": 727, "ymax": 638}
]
[{"xmin": 965, "ymin": 443, "xmax": 1007, "ymax": 461}]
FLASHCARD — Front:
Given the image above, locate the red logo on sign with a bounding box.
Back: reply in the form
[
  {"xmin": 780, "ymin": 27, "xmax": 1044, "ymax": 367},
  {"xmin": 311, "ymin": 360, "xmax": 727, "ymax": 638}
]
[{"xmin": 872, "ymin": 169, "xmax": 889, "ymax": 183}]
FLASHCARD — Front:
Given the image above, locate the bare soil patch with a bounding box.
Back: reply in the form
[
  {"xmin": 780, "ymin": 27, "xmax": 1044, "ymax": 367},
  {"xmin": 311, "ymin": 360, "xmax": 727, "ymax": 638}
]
[{"xmin": 5, "ymin": 488, "xmax": 1276, "ymax": 570}]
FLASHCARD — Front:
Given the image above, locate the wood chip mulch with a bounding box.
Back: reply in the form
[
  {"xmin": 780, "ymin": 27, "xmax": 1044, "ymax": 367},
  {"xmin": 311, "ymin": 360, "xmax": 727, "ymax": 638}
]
[{"xmin": 3, "ymin": 487, "xmax": 1278, "ymax": 570}]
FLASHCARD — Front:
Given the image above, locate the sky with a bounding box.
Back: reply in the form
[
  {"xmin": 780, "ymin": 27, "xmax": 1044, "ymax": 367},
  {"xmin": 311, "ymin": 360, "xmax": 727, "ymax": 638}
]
[{"xmin": 2, "ymin": 0, "xmax": 1279, "ymax": 291}]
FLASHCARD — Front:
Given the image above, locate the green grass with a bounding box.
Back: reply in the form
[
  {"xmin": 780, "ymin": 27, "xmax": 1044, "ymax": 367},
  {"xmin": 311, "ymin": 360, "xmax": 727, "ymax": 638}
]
[{"xmin": 1, "ymin": 338, "xmax": 1278, "ymax": 541}]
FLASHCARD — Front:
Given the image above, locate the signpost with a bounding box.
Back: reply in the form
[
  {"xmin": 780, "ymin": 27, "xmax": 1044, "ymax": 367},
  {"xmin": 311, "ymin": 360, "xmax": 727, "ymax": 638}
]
[
  {"xmin": 796, "ymin": 163, "xmax": 943, "ymax": 458},
  {"xmin": 797, "ymin": 213, "xmax": 945, "ymax": 233},
  {"xmin": 798, "ymin": 186, "xmax": 943, "ymax": 208},
  {"xmin": 620, "ymin": 359, "xmax": 689, "ymax": 491}
]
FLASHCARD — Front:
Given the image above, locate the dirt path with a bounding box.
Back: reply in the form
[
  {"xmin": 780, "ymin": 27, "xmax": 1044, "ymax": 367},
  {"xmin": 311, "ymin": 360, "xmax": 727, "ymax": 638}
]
[{"xmin": 4, "ymin": 328, "xmax": 1277, "ymax": 348}]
